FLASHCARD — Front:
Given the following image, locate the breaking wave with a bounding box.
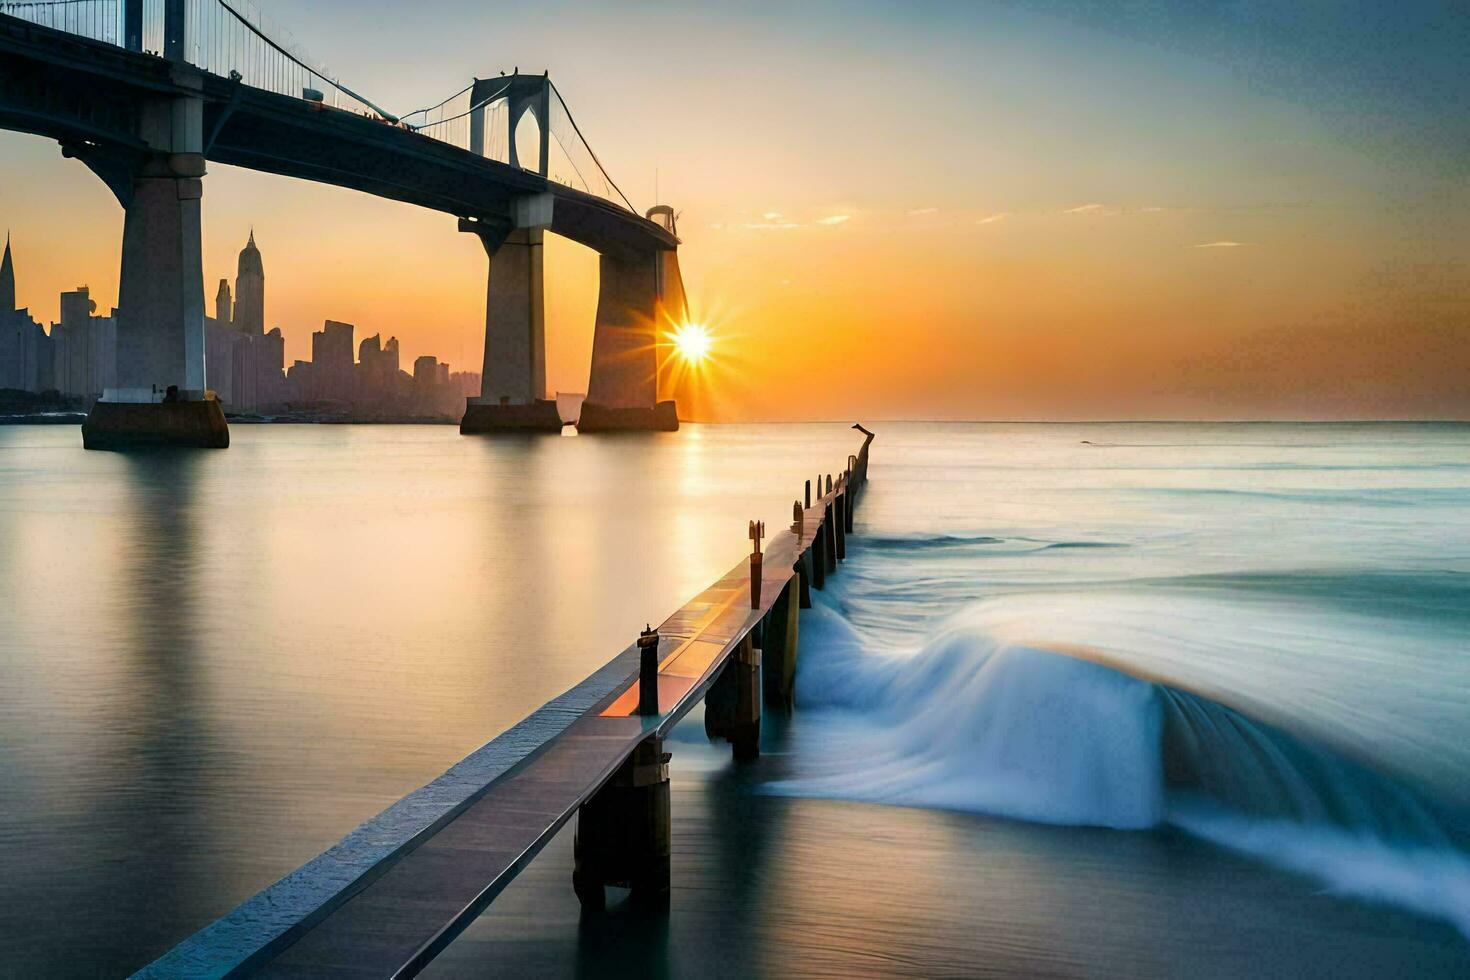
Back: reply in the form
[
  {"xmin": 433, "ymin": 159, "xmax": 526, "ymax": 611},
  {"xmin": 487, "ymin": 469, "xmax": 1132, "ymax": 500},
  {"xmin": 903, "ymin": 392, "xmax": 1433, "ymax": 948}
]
[{"xmin": 772, "ymin": 598, "xmax": 1470, "ymax": 938}]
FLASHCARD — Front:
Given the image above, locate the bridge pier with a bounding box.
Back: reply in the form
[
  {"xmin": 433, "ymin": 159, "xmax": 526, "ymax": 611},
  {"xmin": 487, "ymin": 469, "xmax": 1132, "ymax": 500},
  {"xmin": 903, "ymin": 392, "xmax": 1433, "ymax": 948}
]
[
  {"xmin": 459, "ymin": 215, "xmax": 562, "ymax": 433},
  {"xmin": 573, "ymin": 735, "xmax": 671, "ymax": 910},
  {"xmin": 577, "ymin": 251, "xmax": 679, "ymax": 432},
  {"xmin": 82, "ymin": 76, "xmax": 227, "ymax": 449}
]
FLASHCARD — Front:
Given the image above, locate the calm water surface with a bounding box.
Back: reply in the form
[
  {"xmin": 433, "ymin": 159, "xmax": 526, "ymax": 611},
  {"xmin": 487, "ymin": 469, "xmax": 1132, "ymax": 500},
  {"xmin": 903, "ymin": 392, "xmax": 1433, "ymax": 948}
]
[{"xmin": 2, "ymin": 422, "xmax": 1468, "ymax": 976}]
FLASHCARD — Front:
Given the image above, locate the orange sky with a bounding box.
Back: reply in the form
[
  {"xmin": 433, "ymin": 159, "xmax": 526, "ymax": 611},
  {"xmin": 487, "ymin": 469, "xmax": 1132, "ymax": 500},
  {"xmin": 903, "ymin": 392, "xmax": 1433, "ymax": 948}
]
[{"xmin": 2, "ymin": 1, "xmax": 1466, "ymax": 419}]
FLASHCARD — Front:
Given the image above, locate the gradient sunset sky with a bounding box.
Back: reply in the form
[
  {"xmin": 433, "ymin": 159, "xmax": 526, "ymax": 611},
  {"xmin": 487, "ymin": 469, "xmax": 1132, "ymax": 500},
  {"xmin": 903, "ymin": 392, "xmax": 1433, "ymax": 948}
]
[{"xmin": 2, "ymin": 0, "xmax": 1466, "ymax": 419}]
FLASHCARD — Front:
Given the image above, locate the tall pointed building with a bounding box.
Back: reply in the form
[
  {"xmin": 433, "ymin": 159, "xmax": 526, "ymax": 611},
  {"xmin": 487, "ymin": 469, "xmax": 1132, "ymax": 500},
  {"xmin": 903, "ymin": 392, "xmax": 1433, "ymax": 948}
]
[
  {"xmin": 0, "ymin": 234, "xmax": 56, "ymax": 393},
  {"xmin": 233, "ymin": 230, "xmax": 264, "ymax": 336},
  {"xmin": 0, "ymin": 233, "xmax": 15, "ymax": 314}
]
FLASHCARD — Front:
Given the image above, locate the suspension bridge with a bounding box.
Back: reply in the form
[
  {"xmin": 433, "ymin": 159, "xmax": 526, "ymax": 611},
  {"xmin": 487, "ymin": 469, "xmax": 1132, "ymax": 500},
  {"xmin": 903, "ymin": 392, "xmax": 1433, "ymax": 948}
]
[{"xmin": 0, "ymin": 0, "xmax": 685, "ymax": 446}]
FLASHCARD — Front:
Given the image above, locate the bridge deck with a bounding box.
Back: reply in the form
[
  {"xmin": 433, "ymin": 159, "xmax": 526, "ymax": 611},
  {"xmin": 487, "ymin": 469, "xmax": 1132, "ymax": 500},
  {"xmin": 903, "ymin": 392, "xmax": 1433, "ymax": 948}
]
[{"xmin": 155, "ymin": 482, "xmax": 845, "ymax": 979}]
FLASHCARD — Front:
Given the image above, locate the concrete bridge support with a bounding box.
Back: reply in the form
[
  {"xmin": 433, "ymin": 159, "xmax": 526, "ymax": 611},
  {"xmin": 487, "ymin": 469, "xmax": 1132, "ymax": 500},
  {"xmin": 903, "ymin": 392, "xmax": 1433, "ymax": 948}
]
[
  {"xmin": 459, "ymin": 211, "xmax": 562, "ymax": 433},
  {"xmin": 81, "ymin": 70, "xmax": 227, "ymax": 449},
  {"xmin": 572, "ymin": 736, "xmax": 671, "ymax": 909},
  {"xmin": 577, "ymin": 250, "xmax": 680, "ymax": 432}
]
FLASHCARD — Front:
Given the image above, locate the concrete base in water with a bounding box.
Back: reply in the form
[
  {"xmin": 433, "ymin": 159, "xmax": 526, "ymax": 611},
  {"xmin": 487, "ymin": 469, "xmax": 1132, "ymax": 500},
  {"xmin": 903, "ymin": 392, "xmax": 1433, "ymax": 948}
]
[
  {"xmin": 459, "ymin": 399, "xmax": 565, "ymax": 434},
  {"xmin": 576, "ymin": 400, "xmax": 679, "ymax": 433},
  {"xmin": 82, "ymin": 398, "xmax": 229, "ymax": 449}
]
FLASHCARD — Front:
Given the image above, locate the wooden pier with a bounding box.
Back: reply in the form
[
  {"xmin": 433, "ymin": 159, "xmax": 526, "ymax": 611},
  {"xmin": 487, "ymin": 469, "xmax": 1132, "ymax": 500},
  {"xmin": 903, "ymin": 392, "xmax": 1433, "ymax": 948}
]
[{"xmin": 138, "ymin": 426, "xmax": 874, "ymax": 980}]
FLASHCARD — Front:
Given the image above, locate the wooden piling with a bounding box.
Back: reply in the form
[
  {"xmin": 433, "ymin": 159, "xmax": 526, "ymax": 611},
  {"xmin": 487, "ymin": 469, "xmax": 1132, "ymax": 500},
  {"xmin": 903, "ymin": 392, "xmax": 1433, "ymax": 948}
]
[
  {"xmin": 823, "ymin": 503, "xmax": 837, "ymax": 573},
  {"xmin": 811, "ymin": 532, "xmax": 826, "ymax": 590},
  {"xmin": 795, "ymin": 554, "xmax": 812, "ymax": 608},
  {"xmin": 762, "ymin": 579, "xmax": 799, "ymax": 707},
  {"xmin": 834, "ymin": 492, "xmax": 847, "ymax": 560}
]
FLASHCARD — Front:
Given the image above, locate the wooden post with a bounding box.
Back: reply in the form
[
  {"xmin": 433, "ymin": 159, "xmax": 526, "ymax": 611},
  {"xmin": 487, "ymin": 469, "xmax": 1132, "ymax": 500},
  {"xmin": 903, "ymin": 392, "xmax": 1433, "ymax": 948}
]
[
  {"xmin": 826, "ymin": 473, "xmax": 833, "ymax": 494},
  {"xmin": 792, "ymin": 500, "xmax": 804, "ymax": 538},
  {"xmin": 637, "ymin": 625, "xmax": 659, "ymax": 716},
  {"xmin": 573, "ymin": 736, "xmax": 671, "ymax": 909},
  {"xmin": 805, "ymin": 479, "xmax": 811, "ymax": 509},
  {"xmin": 749, "ymin": 520, "xmax": 765, "ymax": 609}
]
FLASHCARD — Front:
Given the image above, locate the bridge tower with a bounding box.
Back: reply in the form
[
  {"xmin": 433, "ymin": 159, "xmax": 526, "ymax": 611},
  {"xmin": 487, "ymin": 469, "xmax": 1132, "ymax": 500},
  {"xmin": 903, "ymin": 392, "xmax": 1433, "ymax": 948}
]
[
  {"xmin": 458, "ymin": 74, "xmax": 563, "ymax": 432},
  {"xmin": 75, "ymin": 0, "xmax": 227, "ymax": 448}
]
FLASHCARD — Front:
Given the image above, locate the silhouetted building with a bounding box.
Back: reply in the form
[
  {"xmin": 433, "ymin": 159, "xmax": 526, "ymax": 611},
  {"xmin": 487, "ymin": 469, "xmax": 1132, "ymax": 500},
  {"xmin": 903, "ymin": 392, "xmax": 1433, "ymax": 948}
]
[
  {"xmin": 356, "ymin": 333, "xmax": 403, "ymax": 400},
  {"xmin": 202, "ymin": 233, "xmax": 287, "ymax": 412},
  {"xmin": 0, "ymin": 235, "xmax": 54, "ymax": 393},
  {"xmin": 306, "ymin": 319, "xmax": 355, "ymax": 402},
  {"xmin": 51, "ymin": 285, "xmax": 115, "ymax": 400},
  {"xmin": 215, "ymin": 278, "xmax": 232, "ymax": 327}
]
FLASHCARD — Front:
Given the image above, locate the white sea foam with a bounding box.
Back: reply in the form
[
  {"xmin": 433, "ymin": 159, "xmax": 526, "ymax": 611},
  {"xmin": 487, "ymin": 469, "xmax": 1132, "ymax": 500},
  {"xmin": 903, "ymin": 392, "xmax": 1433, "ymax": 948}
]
[{"xmin": 774, "ymin": 593, "xmax": 1470, "ymax": 937}]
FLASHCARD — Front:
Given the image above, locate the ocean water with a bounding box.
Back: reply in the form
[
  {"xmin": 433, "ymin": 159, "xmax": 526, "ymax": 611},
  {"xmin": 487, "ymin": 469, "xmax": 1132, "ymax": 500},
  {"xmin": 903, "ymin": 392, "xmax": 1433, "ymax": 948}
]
[{"xmin": 1, "ymin": 422, "xmax": 1467, "ymax": 976}]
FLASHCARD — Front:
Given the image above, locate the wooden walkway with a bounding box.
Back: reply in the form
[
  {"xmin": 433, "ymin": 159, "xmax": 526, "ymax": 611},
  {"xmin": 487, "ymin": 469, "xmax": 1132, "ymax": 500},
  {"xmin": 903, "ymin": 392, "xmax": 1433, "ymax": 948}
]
[{"xmin": 139, "ymin": 428, "xmax": 872, "ymax": 979}]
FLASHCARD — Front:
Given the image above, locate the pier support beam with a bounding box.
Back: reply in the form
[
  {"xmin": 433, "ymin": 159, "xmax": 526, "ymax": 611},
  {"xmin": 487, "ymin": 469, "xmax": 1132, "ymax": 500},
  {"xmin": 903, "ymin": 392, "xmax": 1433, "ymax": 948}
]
[
  {"xmin": 823, "ymin": 504, "xmax": 838, "ymax": 574},
  {"xmin": 573, "ymin": 736, "xmax": 671, "ymax": 910},
  {"xmin": 762, "ymin": 579, "xmax": 799, "ymax": 707},
  {"xmin": 704, "ymin": 635, "xmax": 760, "ymax": 759},
  {"xmin": 460, "ymin": 216, "xmax": 562, "ymax": 433},
  {"xmin": 834, "ymin": 493, "xmax": 847, "ymax": 561},
  {"xmin": 795, "ymin": 554, "xmax": 812, "ymax": 609},
  {"xmin": 578, "ymin": 250, "xmax": 679, "ymax": 431}
]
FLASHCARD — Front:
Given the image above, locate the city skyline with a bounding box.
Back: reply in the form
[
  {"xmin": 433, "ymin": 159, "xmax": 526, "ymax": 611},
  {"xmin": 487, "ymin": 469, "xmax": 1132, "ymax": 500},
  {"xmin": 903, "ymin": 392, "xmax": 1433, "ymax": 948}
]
[{"xmin": 0, "ymin": 229, "xmax": 480, "ymax": 416}]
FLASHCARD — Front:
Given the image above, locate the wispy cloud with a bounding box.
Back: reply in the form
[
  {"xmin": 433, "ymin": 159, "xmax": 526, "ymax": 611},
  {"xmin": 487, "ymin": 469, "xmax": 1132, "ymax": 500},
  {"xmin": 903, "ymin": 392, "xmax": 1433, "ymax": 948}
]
[
  {"xmin": 1063, "ymin": 203, "xmax": 1109, "ymax": 214},
  {"xmin": 744, "ymin": 221, "xmax": 800, "ymax": 230},
  {"xmin": 816, "ymin": 214, "xmax": 852, "ymax": 226},
  {"xmin": 977, "ymin": 212, "xmax": 1008, "ymax": 225},
  {"xmin": 761, "ymin": 211, "xmax": 784, "ymax": 221},
  {"xmin": 906, "ymin": 207, "xmax": 939, "ymax": 216},
  {"xmin": 1193, "ymin": 240, "xmax": 1251, "ymax": 248},
  {"xmin": 1139, "ymin": 206, "xmax": 1165, "ymax": 213}
]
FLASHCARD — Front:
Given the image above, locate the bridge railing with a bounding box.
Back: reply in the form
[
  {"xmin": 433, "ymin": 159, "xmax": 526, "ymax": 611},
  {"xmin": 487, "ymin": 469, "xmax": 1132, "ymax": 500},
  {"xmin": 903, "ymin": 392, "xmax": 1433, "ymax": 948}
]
[
  {"xmin": 179, "ymin": 0, "xmax": 385, "ymax": 118},
  {"xmin": 0, "ymin": 0, "xmax": 130, "ymax": 46},
  {"xmin": 1, "ymin": 0, "xmax": 386, "ymax": 118}
]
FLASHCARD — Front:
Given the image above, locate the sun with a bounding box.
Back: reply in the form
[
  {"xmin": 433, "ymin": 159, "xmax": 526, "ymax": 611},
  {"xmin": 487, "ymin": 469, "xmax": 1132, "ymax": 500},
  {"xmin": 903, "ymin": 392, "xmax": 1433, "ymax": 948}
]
[{"xmin": 670, "ymin": 322, "xmax": 714, "ymax": 364}]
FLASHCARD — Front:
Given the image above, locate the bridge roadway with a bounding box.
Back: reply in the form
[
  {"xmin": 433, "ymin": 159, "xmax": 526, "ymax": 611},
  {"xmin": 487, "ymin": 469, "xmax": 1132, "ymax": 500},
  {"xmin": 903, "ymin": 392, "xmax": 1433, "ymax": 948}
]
[
  {"xmin": 139, "ymin": 431, "xmax": 873, "ymax": 979},
  {"xmin": 0, "ymin": 12, "xmax": 677, "ymax": 260}
]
